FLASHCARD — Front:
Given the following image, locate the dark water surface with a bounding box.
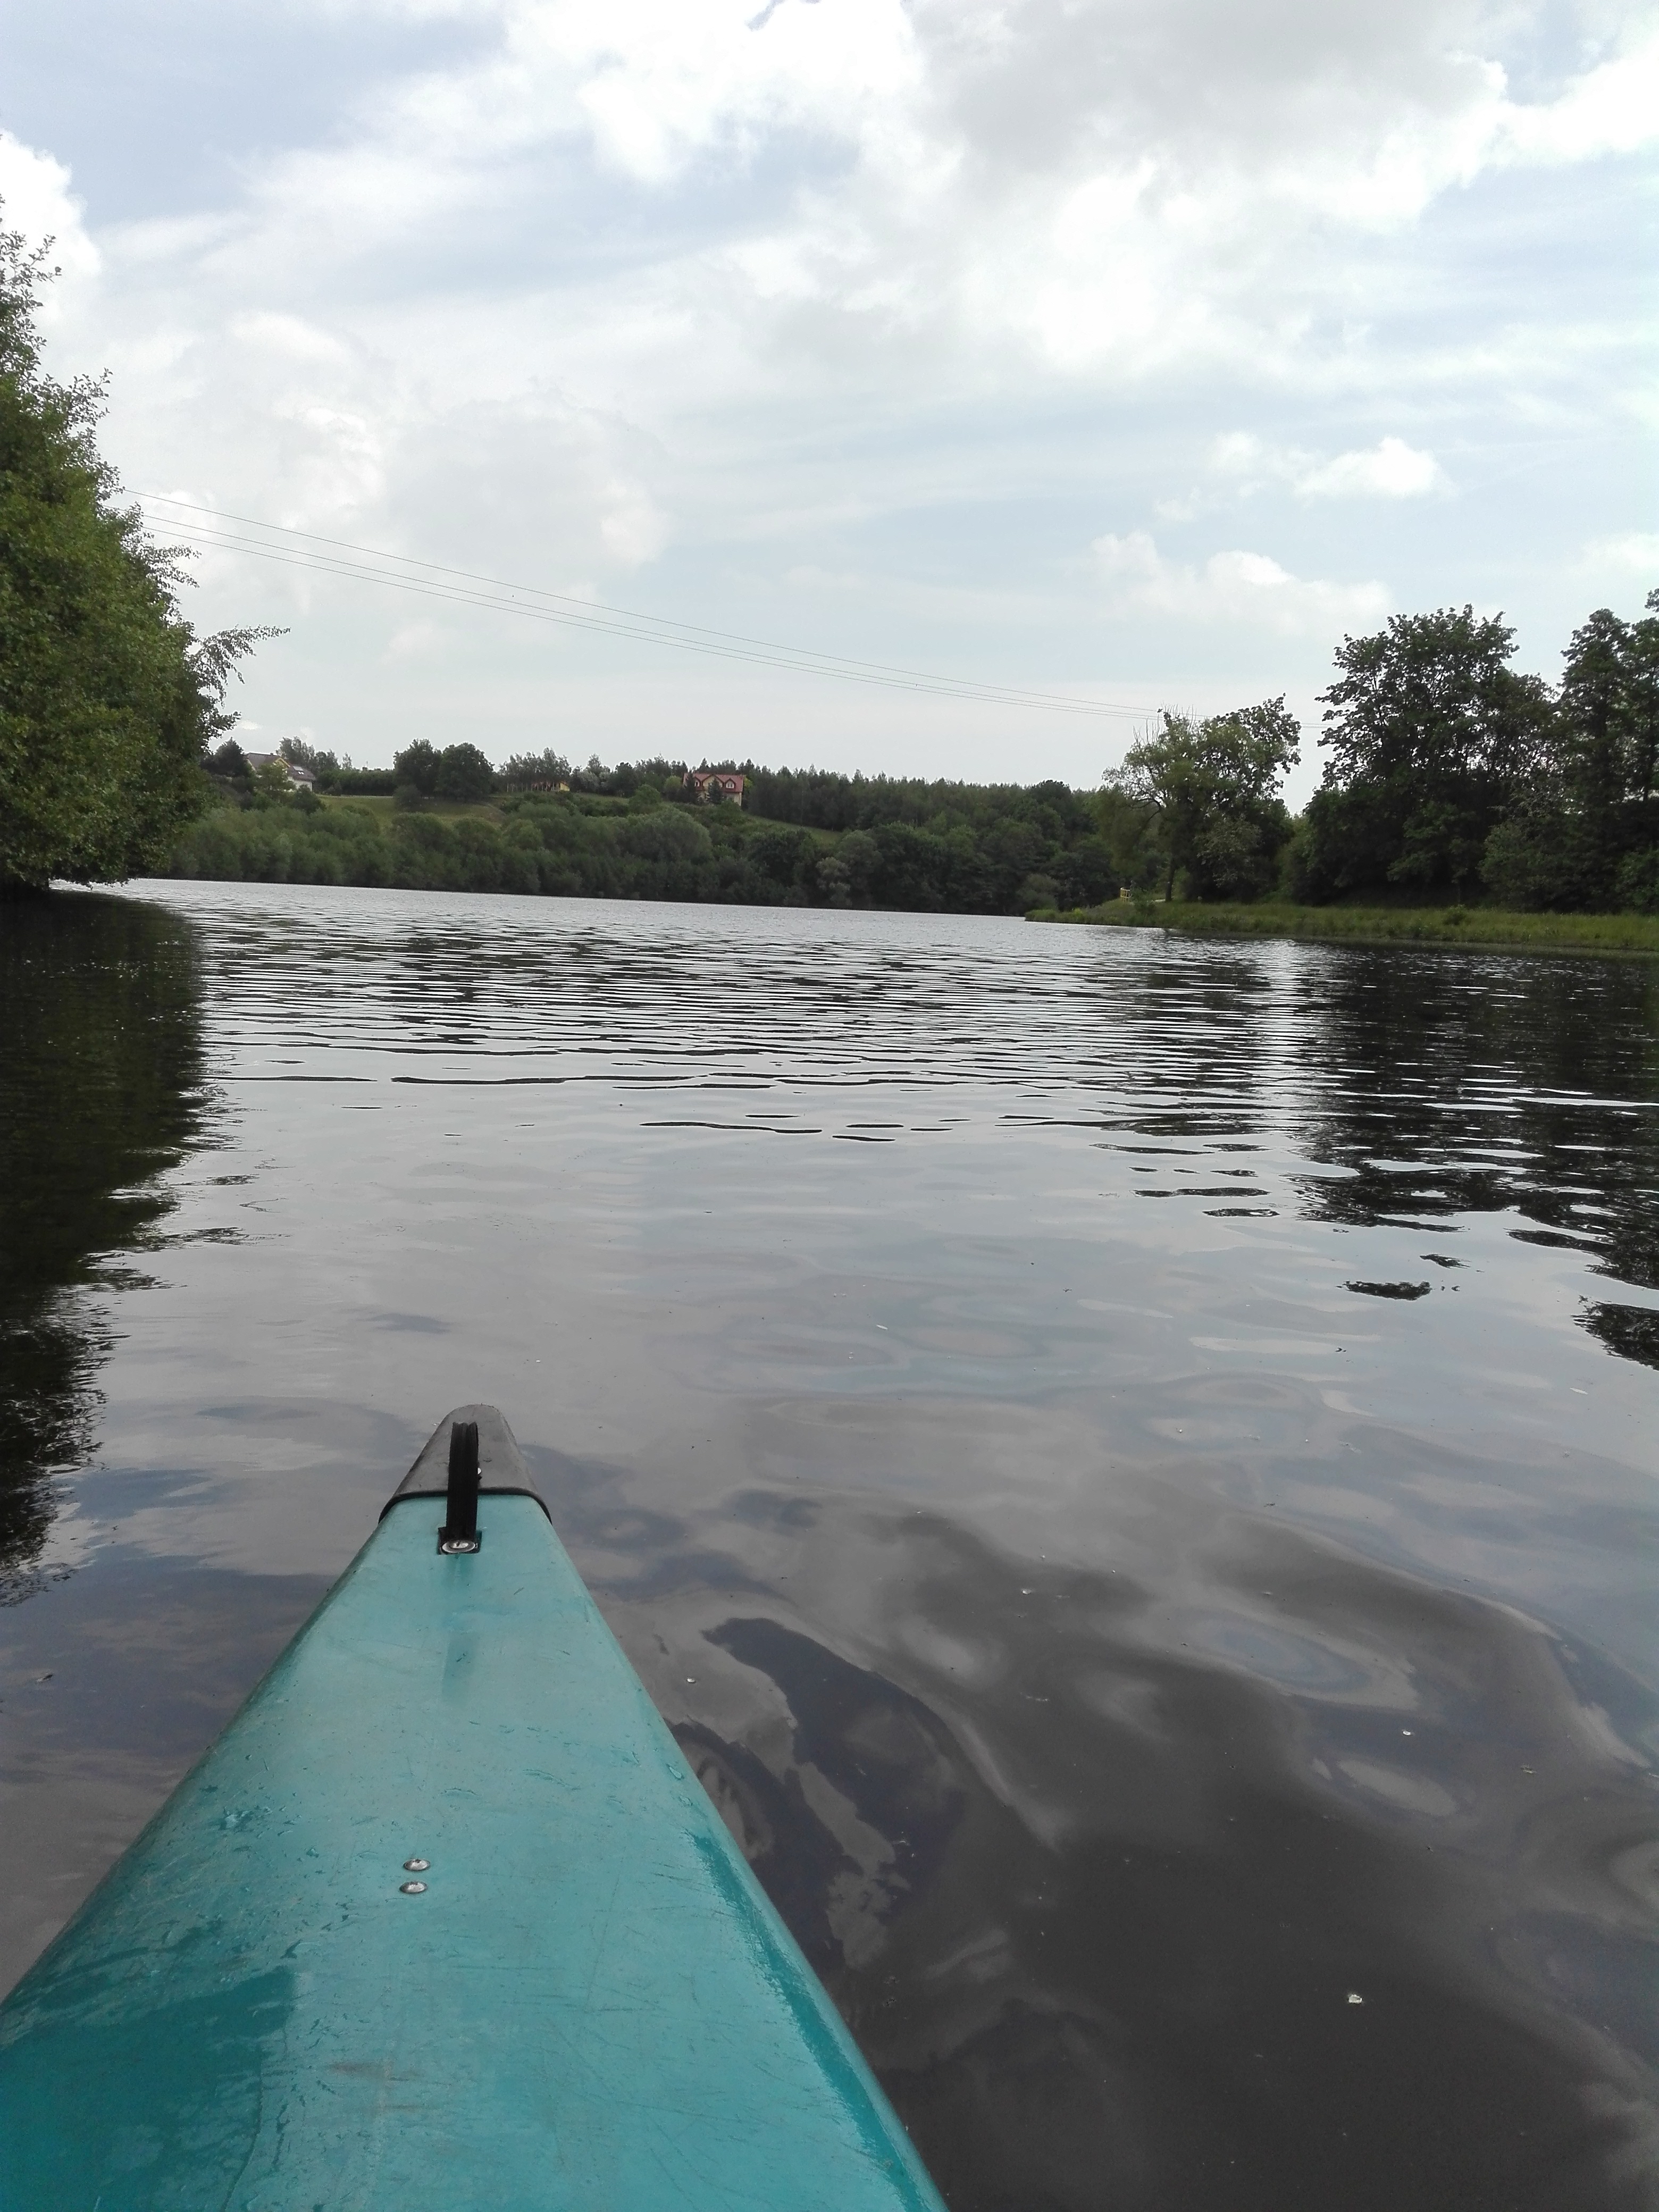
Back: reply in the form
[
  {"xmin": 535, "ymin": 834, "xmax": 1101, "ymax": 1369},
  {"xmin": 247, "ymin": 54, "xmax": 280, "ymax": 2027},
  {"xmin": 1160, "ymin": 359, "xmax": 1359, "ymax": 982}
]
[{"xmin": 3, "ymin": 882, "xmax": 1657, "ymax": 2210}]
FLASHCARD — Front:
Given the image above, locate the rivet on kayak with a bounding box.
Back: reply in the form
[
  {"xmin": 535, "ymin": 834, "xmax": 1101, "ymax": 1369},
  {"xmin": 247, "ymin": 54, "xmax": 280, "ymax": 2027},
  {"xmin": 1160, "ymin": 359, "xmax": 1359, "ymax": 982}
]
[
  {"xmin": 400, "ymin": 1881, "xmax": 428, "ymax": 1894},
  {"xmin": 403, "ymin": 1858, "xmax": 430, "ymax": 1872}
]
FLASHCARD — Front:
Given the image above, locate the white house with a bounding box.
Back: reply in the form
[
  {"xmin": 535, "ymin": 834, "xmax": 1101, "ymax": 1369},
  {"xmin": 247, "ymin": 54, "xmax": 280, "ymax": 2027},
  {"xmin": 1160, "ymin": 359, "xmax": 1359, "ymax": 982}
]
[{"xmin": 243, "ymin": 752, "xmax": 316, "ymax": 791}]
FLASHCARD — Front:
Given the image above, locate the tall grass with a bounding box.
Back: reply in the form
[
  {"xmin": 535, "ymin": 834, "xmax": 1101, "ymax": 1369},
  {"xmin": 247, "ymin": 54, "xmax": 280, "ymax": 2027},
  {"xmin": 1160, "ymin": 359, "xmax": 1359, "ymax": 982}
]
[{"xmin": 1036, "ymin": 900, "xmax": 1659, "ymax": 957}]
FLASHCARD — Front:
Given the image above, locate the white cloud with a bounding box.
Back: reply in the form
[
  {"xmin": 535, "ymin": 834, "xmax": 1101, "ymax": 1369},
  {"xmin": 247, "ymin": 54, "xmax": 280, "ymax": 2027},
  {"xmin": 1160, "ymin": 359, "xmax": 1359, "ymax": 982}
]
[
  {"xmin": 1495, "ymin": 31, "xmax": 1659, "ymax": 165},
  {"xmin": 0, "ymin": 132, "xmax": 100, "ymax": 295},
  {"xmin": 0, "ymin": 1, "xmax": 1649, "ymax": 774},
  {"xmin": 1298, "ymin": 438, "xmax": 1440, "ymax": 499},
  {"xmin": 1093, "ymin": 531, "xmax": 1389, "ymax": 635},
  {"xmin": 41, "ymin": 2, "xmax": 1658, "ymax": 409},
  {"xmin": 12, "ymin": 9, "xmax": 1646, "ymax": 475},
  {"xmin": 1576, "ymin": 533, "xmax": 1659, "ymax": 583},
  {"xmin": 1211, "ymin": 433, "xmax": 1442, "ymax": 500}
]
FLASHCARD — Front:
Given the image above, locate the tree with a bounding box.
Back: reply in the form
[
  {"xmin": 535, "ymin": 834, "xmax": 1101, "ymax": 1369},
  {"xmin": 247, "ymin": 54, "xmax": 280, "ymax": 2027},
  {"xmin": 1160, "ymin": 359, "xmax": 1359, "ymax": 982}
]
[
  {"xmin": 1298, "ymin": 608, "xmax": 1552, "ymax": 901},
  {"xmin": 1116, "ymin": 699, "xmax": 1300, "ymax": 901},
  {"xmin": 1627, "ymin": 590, "xmax": 1659, "ymax": 808},
  {"xmin": 828, "ymin": 829, "xmax": 879, "ymax": 903},
  {"xmin": 279, "ymin": 735, "xmax": 339, "ymax": 774},
  {"xmin": 434, "ymin": 742, "xmax": 495, "ymax": 800},
  {"xmin": 1559, "ymin": 594, "xmax": 1659, "ymax": 820},
  {"xmin": 248, "ymin": 759, "xmax": 296, "ymax": 808},
  {"xmin": 205, "ymin": 738, "xmax": 248, "ymax": 781},
  {"xmin": 1094, "ymin": 785, "xmax": 1161, "ymax": 893},
  {"xmin": 0, "ymin": 218, "xmax": 277, "ymax": 892},
  {"xmin": 392, "ymin": 740, "xmax": 440, "ymax": 794},
  {"xmin": 1052, "ymin": 834, "xmax": 1119, "ymax": 908},
  {"xmin": 1480, "ymin": 590, "xmax": 1659, "ymax": 910},
  {"xmin": 1560, "ymin": 609, "xmax": 1633, "ymax": 825},
  {"xmin": 499, "ymin": 747, "xmax": 572, "ymax": 791}
]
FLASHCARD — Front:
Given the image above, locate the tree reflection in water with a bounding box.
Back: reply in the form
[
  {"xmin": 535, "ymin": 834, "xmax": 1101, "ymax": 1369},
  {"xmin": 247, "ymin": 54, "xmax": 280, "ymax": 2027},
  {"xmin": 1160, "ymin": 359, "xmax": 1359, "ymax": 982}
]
[
  {"xmin": 0, "ymin": 895, "xmax": 208, "ymax": 1592},
  {"xmin": 1277, "ymin": 951, "xmax": 1659, "ymax": 1367}
]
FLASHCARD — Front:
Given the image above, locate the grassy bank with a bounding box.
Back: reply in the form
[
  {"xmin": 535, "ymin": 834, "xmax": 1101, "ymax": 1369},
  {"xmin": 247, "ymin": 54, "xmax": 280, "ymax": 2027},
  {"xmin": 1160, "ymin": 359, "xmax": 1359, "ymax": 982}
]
[{"xmin": 1035, "ymin": 899, "xmax": 1659, "ymax": 957}]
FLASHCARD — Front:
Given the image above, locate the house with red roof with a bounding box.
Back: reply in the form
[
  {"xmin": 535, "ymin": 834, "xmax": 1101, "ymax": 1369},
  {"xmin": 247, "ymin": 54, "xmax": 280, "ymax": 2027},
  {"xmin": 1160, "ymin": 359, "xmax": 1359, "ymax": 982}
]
[{"xmin": 684, "ymin": 769, "xmax": 747, "ymax": 806}]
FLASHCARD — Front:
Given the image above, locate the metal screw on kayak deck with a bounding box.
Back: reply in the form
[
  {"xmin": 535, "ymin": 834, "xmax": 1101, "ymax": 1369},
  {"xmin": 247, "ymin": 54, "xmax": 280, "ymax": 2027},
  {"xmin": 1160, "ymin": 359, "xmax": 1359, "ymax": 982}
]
[
  {"xmin": 403, "ymin": 1858, "xmax": 429, "ymax": 1872},
  {"xmin": 400, "ymin": 1881, "xmax": 428, "ymax": 1894},
  {"xmin": 439, "ymin": 1420, "xmax": 482, "ymax": 1553}
]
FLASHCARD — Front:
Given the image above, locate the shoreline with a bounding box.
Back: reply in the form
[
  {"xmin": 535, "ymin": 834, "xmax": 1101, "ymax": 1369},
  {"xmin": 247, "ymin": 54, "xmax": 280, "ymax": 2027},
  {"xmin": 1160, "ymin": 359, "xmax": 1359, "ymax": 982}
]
[{"xmin": 1032, "ymin": 900, "xmax": 1659, "ymax": 958}]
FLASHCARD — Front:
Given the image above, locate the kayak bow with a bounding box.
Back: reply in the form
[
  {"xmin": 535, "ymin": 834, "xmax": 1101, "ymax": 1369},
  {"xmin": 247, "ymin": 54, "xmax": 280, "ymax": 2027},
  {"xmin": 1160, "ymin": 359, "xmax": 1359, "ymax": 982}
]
[{"xmin": 0, "ymin": 1406, "xmax": 946, "ymax": 2212}]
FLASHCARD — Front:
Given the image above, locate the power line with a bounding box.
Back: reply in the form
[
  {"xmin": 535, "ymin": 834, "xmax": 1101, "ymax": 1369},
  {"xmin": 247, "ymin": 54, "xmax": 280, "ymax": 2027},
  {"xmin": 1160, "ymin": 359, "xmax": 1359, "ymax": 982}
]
[{"xmin": 138, "ymin": 495, "xmax": 1145, "ymax": 720}]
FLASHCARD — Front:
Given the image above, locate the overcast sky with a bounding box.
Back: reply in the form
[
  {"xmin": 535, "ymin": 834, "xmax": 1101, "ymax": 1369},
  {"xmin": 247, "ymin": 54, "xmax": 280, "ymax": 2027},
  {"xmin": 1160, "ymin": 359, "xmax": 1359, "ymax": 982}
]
[{"xmin": 2, "ymin": 0, "xmax": 1654, "ymax": 795}]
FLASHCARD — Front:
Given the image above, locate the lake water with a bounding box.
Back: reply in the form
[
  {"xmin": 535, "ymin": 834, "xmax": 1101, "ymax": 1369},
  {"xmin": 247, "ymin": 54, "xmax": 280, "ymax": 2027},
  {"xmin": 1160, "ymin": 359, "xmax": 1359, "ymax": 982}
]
[{"xmin": 3, "ymin": 881, "xmax": 1656, "ymax": 2211}]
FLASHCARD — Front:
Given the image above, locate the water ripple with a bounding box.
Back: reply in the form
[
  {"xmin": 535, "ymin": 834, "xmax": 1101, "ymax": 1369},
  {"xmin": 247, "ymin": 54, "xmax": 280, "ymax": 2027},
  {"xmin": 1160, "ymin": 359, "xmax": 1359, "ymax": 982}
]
[{"xmin": 2, "ymin": 881, "xmax": 1654, "ymax": 2212}]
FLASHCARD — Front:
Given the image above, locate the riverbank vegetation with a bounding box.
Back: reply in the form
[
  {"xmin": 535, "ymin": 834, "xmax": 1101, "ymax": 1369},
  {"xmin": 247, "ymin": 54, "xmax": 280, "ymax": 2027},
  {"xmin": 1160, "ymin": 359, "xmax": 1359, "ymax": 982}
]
[
  {"xmin": 167, "ymin": 586, "xmax": 1657, "ymax": 926},
  {"xmin": 0, "ymin": 222, "xmax": 274, "ymax": 894},
  {"xmin": 1038, "ymin": 899, "xmax": 1659, "ymax": 957},
  {"xmin": 1086, "ymin": 600, "xmax": 1659, "ymax": 918},
  {"xmin": 30, "ymin": 579, "xmax": 1659, "ymax": 927},
  {"xmin": 164, "ymin": 769, "xmax": 1120, "ymax": 913},
  {"xmin": 1293, "ymin": 603, "xmax": 1658, "ymax": 912}
]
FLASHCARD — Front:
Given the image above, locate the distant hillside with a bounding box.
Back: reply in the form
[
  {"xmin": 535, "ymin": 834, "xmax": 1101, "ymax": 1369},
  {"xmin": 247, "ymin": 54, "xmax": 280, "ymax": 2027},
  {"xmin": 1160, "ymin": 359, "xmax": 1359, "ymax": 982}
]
[{"xmin": 158, "ymin": 761, "xmax": 1124, "ymax": 915}]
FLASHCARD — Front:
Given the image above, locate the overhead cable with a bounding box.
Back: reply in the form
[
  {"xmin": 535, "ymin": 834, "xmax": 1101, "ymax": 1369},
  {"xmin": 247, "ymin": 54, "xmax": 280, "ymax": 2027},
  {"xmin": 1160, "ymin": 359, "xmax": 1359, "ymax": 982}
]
[{"xmin": 138, "ymin": 495, "xmax": 1144, "ymax": 720}]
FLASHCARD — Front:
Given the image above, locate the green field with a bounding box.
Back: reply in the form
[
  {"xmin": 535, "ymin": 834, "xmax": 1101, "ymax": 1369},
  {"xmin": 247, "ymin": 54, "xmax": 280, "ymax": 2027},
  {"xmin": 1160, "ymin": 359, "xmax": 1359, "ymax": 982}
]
[{"xmin": 1035, "ymin": 899, "xmax": 1659, "ymax": 957}]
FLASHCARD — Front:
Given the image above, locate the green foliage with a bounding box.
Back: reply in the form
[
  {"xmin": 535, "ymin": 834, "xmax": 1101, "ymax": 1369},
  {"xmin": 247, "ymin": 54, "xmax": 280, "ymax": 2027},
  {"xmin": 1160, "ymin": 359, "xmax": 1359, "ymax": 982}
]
[
  {"xmin": 205, "ymin": 738, "xmax": 248, "ymax": 781},
  {"xmin": 402, "ymin": 752, "xmax": 1127, "ymax": 912},
  {"xmin": 392, "ymin": 740, "xmax": 440, "ymax": 794},
  {"xmin": 316, "ymin": 765, "xmax": 397, "ymax": 795},
  {"xmin": 248, "ymin": 760, "xmax": 295, "ymax": 808},
  {"xmin": 392, "ymin": 739, "xmax": 498, "ymax": 801},
  {"xmin": 1478, "ymin": 592, "xmax": 1659, "ymax": 911},
  {"xmin": 0, "ymin": 217, "xmax": 275, "ymax": 892},
  {"xmin": 279, "ymin": 735, "xmax": 341, "ymax": 774},
  {"xmin": 1298, "ymin": 608, "xmax": 1553, "ymax": 900},
  {"xmin": 434, "ymin": 741, "xmax": 495, "ymax": 799},
  {"xmin": 1614, "ymin": 845, "xmax": 1659, "ymax": 914},
  {"xmin": 1113, "ymin": 699, "xmax": 1298, "ymax": 901},
  {"xmin": 1093, "ymin": 786, "xmax": 1162, "ymax": 892},
  {"xmin": 499, "ymin": 748, "xmax": 573, "ymax": 791},
  {"xmin": 160, "ymin": 767, "xmax": 1127, "ymax": 915},
  {"xmin": 1044, "ymin": 898, "xmax": 1659, "ymax": 957},
  {"xmin": 1561, "ymin": 596, "xmax": 1659, "ymax": 811}
]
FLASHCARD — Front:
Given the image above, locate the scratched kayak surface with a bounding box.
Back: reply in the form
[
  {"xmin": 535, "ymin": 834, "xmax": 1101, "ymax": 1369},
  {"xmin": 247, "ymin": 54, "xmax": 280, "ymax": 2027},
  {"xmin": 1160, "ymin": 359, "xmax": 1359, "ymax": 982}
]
[{"xmin": 0, "ymin": 1407, "xmax": 945, "ymax": 2212}]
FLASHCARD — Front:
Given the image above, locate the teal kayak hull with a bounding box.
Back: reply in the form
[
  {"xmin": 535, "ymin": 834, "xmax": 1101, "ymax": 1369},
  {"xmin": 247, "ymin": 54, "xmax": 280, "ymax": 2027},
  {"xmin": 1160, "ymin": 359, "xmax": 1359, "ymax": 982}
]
[{"xmin": 0, "ymin": 1411, "xmax": 945, "ymax": 2211}]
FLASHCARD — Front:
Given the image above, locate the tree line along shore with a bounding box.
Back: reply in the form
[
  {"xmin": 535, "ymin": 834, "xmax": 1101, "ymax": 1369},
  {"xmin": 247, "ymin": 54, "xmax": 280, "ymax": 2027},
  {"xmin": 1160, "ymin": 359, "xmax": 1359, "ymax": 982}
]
[
  {"xmin": 4, "ymin": 219, "xmax": 1656, "ymax": 952},
  {"xmin": 154, "ymin": 579, "xmax": 1659, "ymax": 956}
]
